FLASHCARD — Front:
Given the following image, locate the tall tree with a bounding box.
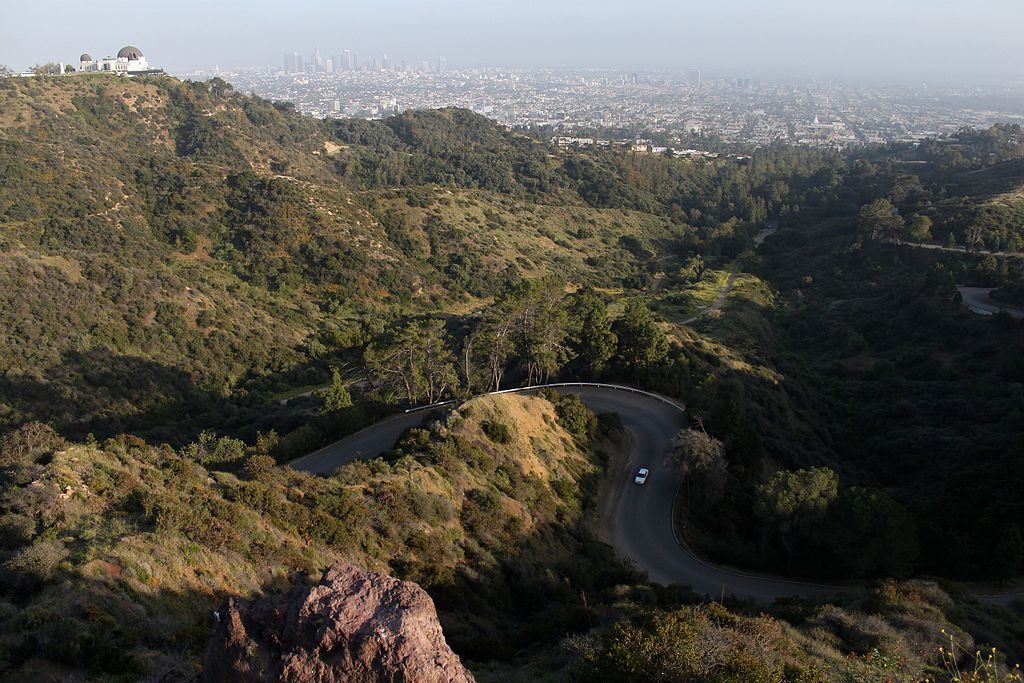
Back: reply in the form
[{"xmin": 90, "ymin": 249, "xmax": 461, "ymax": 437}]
[
  {"xmin": 906, "ymin": 214, "xmax": 933, "ymax": 244},
  {"xmin": 670, "ymin": 427, "xmax": 727, "ymax": 505},
  {"xmin": 364, "ymin": 319, "xmax": 458, "ymax": 404},
  {"xmin": 516, "ymin": 278, "xmax": 572, "ymax": 385},
  {"xmin": 419, "ymin": 321, "xmax": 460, "ymax": 404},
  {"xmin": 754, "ymin": 467, "xmax": 839, "ymax": 565},
  {"xmin": 858, "ymin": 198, "xmax": 904, "ymax": 242},
  {"xmin": 569, "ymin": 288, "xmax": 617, "ymax": 376},
  {"xmin": 677, "ymin": 255, "xmax": 705, "ymax": 284},
  {"xmin": 613, "ymin": 300, "xmax": 669, "ymax": 370},
  {"xmin": 468, "ymin": 305, "xmax": 517, "ymax": 392},
  {"xmin": 320, "ymin": 366, "xmax": 353, "ymax": 414},
  {"xmin": 824, "ymin": 487, "xmax": 918, "ymax": 578}
]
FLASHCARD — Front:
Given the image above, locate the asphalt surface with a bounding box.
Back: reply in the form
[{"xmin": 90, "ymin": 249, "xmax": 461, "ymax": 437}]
[
  {"xmin": 564, "ymin": 387, "xmax": 845, "ymax": 602},
  {"xmin": 289, "ymin": 409, "xmax": 441, "ymax": 475},
  {"xmin": 910, "ymin": 242, "xmax": 1016, "ymax": 258},
  {"xmin": 564, "ymin": 388, "xmax": 1019, "ymax": 605}
]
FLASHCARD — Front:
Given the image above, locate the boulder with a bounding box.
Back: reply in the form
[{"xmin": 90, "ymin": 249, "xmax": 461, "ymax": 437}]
[{"xmin": 201, "ymin": 562, "xmax": 474, "ymax": 683}]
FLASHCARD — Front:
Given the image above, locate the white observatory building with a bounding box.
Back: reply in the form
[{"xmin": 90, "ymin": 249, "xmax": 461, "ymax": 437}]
[{"xmin": 79, "ymin": 46, "xmax": 163, "ymax": 75}]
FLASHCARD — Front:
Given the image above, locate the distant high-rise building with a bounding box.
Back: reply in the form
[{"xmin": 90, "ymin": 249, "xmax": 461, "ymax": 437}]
[
  {"xmin": 313, "ymin": 46, "xmax": 322, "ymax": 71},
  {"xmin": 324, "ymin": 58, "xmax": 334, "ymax": 73},
  {"xmin": 438, "ymin": 56, "xmax": 447, "ymax": 75},
  {"xmin": 688, "ymin": 69, "xmax": 701, "ymax": 87},
  {"xmin": 342, "ymin": 50, "xmax": 352, "ymax": 71},
  {"xmin": 382, "ymin": 53, "xmax": 389, "ymax": 70},
  {"xmin": 284, "ymin": 51, "xmax": 301, "ymax": 73}
]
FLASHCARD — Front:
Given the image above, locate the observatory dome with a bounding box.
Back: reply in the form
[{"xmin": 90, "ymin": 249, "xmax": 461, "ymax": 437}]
[{"xmin": 117, "ymin": 46, "xmax": 144, "ymax": 60}]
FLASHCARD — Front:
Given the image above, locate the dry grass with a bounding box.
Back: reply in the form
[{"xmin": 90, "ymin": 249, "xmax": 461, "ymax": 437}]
[{"xmin": 455, "ymin": 393, "xmax": 588, "ymax": 481}]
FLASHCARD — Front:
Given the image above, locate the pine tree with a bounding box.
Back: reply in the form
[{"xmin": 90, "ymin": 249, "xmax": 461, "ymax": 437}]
[{"xmin": 320, "ymin": 367, "xmax": 353, "ymax": 414}]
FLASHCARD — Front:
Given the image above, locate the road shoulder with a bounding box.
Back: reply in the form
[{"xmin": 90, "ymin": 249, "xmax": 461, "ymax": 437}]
[{"xmin": 587, "ymin": 426, "xmax": 633, "ymax": 547}]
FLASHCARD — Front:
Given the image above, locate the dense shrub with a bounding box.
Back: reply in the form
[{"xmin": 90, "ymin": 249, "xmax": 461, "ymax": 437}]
[
  {"xmin": 481, "ymin": 419, "xmax": 512, "ymax": 444},
  {"xmin": 0, "ymin": 423, "xmax": 64, "ymax": 467}
]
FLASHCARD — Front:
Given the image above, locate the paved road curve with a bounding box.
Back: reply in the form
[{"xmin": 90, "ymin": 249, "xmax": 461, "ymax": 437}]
[
  {"xmin": 560, "ymin": 387, "xmax": 845, "ymax": 602},
  {"xmin": 957, "ymin": 286, "xmax": 1024, "ymax": 319},
  {"xmin": 289, "ymin": 384, "xmax": 1022, "ymax": 605},
  {"xmin": 289, "ymin": 409, "xmax": 440, "ymax": 474},
  {"xmin": 289, "ymin": 384, "xmax": 850, "ymax": 602}
]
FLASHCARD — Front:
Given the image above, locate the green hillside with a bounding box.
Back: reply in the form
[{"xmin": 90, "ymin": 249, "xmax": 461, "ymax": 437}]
[
  {"xmin": 0, "ymin": 75, "xmax": 709, "ymax": 440},
  {"xmin": 1, "ymin": 397, "xmax": 1020, "ymax": 682},
  {"xmin": 1, "ymin": 74, "xmax": 1023, "ymax": 681}
]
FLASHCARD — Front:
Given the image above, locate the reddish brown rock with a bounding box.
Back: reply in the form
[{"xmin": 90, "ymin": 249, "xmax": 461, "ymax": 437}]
[{"xmin": 200, "ymin": 562, "xmax": 474, "ymax": 683}]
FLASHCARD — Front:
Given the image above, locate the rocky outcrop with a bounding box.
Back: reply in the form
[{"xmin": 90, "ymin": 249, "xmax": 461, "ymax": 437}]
[{"xmin": 200, "ymin": 562, "xmax": 474, "ymax": 683}]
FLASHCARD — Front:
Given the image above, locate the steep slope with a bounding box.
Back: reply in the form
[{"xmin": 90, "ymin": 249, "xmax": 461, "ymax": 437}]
[
  {"xmin": 0, "ymin": 75, "xmax": 701, "ymax": 439},
  {"xmin": 0, "ymin": 393, "xmax": 627, "ymax": 679},
  {"xmin": 2, "ymin": 396, "xmax": 1019, "ymax": 682}
]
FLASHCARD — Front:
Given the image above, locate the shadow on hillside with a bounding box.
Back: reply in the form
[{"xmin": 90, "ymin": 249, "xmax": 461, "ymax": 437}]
[
  {"xmin": 0, "ymin": 348, "xmax": 213, "ymax": 440},
  {"xmin": 390, "ymin": 519, "xmax": 658, "ymax": 662},
  {"xmin": 0, "ymin": 525, "xmax": 644, "ymax": 680},
  {"xmin": 0, "ymin": 554, "xmax": 319, "ymax": 681},
  {"xmin": 0, "ymin": 348, "xmax": 401, "ymax": 460}
]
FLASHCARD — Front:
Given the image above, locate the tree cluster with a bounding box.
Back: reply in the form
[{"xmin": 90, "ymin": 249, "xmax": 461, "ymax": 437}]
[{"xmin": 362, "ymin": 281, "xmax": 670, "ymax": 406}]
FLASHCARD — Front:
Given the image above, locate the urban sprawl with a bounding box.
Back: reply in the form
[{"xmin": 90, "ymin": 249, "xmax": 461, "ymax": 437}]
[{"xmin": 186, "ymin": 49, "xmax": 1024, "ymax": 150}]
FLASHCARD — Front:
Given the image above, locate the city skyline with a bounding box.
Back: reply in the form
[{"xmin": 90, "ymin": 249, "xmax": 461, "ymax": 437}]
[
  {"xmin": 218, "ymin": 64, "xmax": 1024, "ymax": 150},
  {"xmin": 3, "ymin": 0, "xmax": 1024, "ymax": 83},
  {"xmin": 277, "ymin": 47, "xmax": 449, "ymax": 76}
]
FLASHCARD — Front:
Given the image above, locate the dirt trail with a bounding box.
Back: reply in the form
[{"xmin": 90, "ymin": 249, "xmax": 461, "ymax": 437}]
[
  {"xmin": 680, "ymin": 271, "xmax": 737, "ymax": 325},
  {"xmin": 679, "ymin": 226, "xmax": 774, "ymax": 326}
]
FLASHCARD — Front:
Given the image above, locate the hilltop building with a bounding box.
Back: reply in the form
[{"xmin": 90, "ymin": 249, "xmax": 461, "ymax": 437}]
[{"xmin": 79, "ymin": 46, "xmax": 164, "ymax": 76}]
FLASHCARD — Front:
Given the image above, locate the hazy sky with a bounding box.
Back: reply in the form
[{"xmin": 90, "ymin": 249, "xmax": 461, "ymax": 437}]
[{"xmin": 2, "ymin": 0, "xmax": 1023, "ymax": 81}]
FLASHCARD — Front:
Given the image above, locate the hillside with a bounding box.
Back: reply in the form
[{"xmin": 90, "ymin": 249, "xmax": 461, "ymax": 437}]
[
  {"xmin": 2, "ymin": 394, "xmax": 1022, "ymax": 682},
  {"xmin": 0, "ymin": 75, "xmax": 711, "ymax": 441},
  {"xmin": 1, "ymin": 74, "xmax": 1024, "ymax": 681},
  {"xmin": 0, "ymin": 392, "xmax": 624, "ymax": 678},
  {"xmin": 5, "ymin": 77, "xmax": 1020, "ymax": 446}
]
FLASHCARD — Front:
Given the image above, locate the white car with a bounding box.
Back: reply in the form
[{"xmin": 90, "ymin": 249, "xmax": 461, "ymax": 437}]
[{"xmin": 634, "ymin": 467, "xmax": 650, "ymax": 485}]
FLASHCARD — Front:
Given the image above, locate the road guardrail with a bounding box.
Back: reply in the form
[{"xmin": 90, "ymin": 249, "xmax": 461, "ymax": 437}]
[{"xmin": 405, "ymin": 382, "xmax": 686, "ymax": 415}]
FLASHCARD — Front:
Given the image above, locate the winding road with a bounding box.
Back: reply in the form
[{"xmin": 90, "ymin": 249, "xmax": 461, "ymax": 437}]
[
  {"xmin": 563, "ymin": 386, "xmax": 845, "ymax": 602},
  {"xmin": 290, "ymin": 384, "xmax": 853, "ymax": 603},
  {"xmin": 290, "ymin": 389, "xmax": 1023, "ymax": 605}
]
